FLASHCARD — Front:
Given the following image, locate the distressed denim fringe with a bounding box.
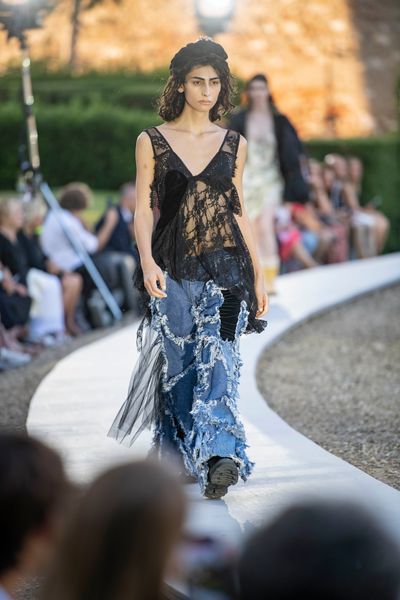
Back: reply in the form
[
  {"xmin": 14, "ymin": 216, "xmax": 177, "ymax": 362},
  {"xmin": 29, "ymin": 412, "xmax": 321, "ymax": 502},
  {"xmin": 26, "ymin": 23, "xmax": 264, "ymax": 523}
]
[{"xmin": 149, "ymin": 277, "xmax": 254, "ymax": 494}]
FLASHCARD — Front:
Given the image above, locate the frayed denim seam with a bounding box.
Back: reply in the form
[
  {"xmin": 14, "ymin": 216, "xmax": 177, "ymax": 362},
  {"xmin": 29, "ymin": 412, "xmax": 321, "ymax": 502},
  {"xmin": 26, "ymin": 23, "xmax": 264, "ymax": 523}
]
[
  {"xmin": 189, "ymin": 282, "xmax": 254, "ymax": 493},
  {"xmin": 148, "ymin": 292, "xmax": 199, "ymax": 479},
  {"xmin": 149, "ymin": 275, "xmax": 255, "ymax": 494}
]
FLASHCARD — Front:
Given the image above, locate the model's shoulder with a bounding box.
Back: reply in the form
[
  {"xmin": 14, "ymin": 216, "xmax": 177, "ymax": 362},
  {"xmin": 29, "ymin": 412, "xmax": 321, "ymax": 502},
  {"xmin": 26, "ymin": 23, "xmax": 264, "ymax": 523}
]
[
  {"xmin": 137, "ymin": 126, "xmax": 161, "ymax": 147},
  {"xmin": 135, "ymin": 131, "xmax": 155, "ymax": 165},
  {"xmin": 137, "ymin": 126, "xmax": 156, "ymax": 141},
  {"xmin": 137, "ymin": 125, "xmax": 170, "ymax": 159},
  {"xmin": 225, "ymin": 126, "xmax": 242, "ymax": 141},
  {"xmin": 220, "ymin": 126, "xmax": 237, "ymax": 141}
]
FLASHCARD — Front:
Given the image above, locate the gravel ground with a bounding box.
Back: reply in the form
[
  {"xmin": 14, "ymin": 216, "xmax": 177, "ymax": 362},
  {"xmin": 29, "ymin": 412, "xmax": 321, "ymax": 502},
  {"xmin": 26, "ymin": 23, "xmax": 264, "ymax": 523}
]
[{"xmin": 257, "ymin": 283, "xmax": 400, "ymax": 491}]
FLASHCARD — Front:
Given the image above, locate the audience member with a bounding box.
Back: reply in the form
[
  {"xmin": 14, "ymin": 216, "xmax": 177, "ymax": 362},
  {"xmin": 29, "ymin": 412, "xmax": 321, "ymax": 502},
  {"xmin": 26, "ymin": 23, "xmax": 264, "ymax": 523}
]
[
  {"xmin": 21, "ymin": 199, "xmax": 83, "ymax": 337},
  {"xmin": 308, "ymin": 159, "xmax": 349, "ymax": 263},
  {"xmin": 42, "ymin": 460, "xmax": 186, "ymax": 600},
  {"xmin": 0, "ymin": 198, "xmax": 66, "ymax": 345},
  {"xmin": 238, "ymin": 500, "xmax": 400, "ymax": 600},
  {"xmin": 40, "ymin": 183, "xmax": 118, "ymax": 300},
  {"xmin": 41, "ymin": 183, "xmax": 141, "ymax": 320},
  {"xmin": 0, "ymin": 261, "xmax": 31, "ymax": 333},
  {"xmin": 0, "ymin": 433, "xmax": 71, "ymax": 600},
  {"xmin": 95, "ymin": 182, "xmax": 139, "ymax": 262},
  {"xmin": 95, "ymin": 183, "xmax": 141, "ymax": 311},
  {"xmin": 325, "ymin": 154, "xmax": 376, "ymax": 258},
  {"xmin": 347, "ymin": 156, "xmax": 390, "ymax": 255}
]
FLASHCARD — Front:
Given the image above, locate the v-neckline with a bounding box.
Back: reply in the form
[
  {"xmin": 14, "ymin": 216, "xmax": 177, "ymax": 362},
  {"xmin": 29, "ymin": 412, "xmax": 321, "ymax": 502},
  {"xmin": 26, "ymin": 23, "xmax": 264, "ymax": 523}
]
[{"xmin": 154, "ymin": 126, "xmax": 230, "ymax": 178}]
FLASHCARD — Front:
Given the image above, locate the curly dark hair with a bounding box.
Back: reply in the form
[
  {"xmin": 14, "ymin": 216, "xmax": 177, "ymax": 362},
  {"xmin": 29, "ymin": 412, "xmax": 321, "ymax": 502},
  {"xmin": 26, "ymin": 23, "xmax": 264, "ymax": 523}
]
[{"xmin": 157, "ymin": 39, "xmax": 236, "ymax": 123}]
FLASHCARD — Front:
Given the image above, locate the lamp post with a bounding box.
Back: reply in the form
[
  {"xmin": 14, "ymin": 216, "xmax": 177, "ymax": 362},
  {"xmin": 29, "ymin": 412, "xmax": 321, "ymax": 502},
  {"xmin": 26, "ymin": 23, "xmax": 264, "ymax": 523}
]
[
  {"xmin": 194, "ymin": 0, "xmax": 236, "ymax": 37},
  {"xmin": 0, "ymin": 0, "xmax": 122, "ymax": 322}
]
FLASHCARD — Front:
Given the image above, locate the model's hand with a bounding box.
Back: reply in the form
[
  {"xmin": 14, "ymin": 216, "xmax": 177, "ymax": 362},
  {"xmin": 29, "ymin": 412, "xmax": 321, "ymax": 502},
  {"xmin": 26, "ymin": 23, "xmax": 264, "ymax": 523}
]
[
  {"xmin": 255, "ymin": 275, "xmax": 269, "ymax": 318},
  {"xmin": 142, "ymin": 259, "xmax": 167, "ymax": 298}
]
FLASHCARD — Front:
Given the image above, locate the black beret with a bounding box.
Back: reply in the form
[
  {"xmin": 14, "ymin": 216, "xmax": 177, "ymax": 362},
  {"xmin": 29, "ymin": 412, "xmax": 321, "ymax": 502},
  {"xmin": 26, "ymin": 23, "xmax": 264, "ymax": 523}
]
[{"xmin": 169, "ymin": 38, "xmax": 228, "ymax": 74}]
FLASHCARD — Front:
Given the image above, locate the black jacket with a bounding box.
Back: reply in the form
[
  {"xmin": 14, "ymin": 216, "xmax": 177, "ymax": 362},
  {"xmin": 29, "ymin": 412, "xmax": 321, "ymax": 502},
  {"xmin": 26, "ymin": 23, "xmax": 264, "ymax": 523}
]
[{"xmin": 228, "ymin": 107, "xmax": 309, "ymax": 203}]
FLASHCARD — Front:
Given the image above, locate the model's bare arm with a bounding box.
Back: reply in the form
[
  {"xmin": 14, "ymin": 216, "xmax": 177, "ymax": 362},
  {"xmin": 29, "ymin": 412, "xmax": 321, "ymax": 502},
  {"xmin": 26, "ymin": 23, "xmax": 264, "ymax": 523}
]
[
  {"xmin": 232, "ymin": 135, "xmax": 269, "ymax": 317},
  {"xmin": 134, "ymin": 132, "xmax": 167, "ymax": 298}
]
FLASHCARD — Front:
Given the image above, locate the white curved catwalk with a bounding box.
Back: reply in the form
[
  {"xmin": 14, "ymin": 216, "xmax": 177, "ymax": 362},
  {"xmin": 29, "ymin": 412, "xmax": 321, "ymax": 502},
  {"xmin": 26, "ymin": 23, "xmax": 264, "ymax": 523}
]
[{"xmin": 28, "ymin": 254, "xmax": 400, "ymax": 546}]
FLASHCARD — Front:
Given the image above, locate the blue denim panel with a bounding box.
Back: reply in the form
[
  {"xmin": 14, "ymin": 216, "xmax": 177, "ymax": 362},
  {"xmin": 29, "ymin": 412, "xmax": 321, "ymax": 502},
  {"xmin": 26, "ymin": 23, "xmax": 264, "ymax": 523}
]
[{"xmin": 149, "ymin": 272, "xmax": 254, "ymax": 494}]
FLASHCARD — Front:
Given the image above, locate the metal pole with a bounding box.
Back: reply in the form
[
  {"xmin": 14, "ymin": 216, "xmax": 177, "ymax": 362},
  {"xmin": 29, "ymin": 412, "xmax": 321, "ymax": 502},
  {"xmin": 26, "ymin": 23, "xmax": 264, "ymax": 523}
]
[{"xmin": 18, "ymin": 33, "xmax": 122, "ymax": 321}]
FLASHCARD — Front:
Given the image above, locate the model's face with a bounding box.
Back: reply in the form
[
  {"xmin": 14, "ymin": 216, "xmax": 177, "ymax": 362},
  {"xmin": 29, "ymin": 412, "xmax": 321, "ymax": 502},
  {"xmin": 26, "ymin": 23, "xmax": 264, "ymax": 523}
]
[
  {"xmin": 247, "ymin": 79, "xmax": 270, "ymax": 104},
  {"xmin": 178, "ymin": 64, "xmax": 221, "ymax": 113}
]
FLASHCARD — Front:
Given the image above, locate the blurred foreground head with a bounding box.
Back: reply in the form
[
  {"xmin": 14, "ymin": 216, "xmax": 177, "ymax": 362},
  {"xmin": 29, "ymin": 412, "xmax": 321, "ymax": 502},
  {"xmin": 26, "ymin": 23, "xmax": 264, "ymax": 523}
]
[
  {"xmin": 0, "ymin": 433, "xmax": 70, "ymax": 583},
  {"xmin": 42, "ymin": 459, "xmax": 186, "ymax": 600},
  {"xmin": 238, "ymin": 500, "xmax": 400, "ymax": 600}
]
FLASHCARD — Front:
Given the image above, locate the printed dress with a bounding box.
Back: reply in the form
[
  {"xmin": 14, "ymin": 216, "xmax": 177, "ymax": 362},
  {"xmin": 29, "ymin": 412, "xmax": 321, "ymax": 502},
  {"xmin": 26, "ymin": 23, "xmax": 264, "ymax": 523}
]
[{"xmin": 242, "ymin": 129, "xmax": 283, "ymax": 220}]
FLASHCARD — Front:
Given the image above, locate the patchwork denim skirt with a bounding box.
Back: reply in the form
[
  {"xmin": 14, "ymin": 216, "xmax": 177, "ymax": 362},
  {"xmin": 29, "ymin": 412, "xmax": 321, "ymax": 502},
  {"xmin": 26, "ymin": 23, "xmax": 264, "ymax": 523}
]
[{"xmin": 108, "ymin": 272, "xmax": 254, "ymax": 493}]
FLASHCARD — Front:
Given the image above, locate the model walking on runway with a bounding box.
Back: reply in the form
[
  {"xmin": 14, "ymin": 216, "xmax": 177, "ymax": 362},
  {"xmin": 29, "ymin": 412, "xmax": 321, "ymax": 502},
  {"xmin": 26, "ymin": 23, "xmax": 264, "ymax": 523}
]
[{"xmin": 108, "ymin": 38, "xmax": 268, "ymax": 499}]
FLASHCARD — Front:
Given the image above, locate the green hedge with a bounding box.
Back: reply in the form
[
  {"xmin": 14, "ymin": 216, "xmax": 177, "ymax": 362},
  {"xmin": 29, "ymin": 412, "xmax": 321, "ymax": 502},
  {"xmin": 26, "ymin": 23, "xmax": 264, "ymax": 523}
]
[
  {"xmin": 0, "ymin": 103, "xmax": 159, "ymax": 189},
  {"xmin": 1, "ymin": 102, "xmax": 399, "ymax": 252},
  {"xmin": 0, "ymin": 66, "xmax": 169, "ymax": 110}
]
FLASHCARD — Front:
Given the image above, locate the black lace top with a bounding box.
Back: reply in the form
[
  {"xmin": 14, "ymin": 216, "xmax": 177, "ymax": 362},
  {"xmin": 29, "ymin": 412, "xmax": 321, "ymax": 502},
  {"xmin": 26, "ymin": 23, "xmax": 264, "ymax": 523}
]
[{"xmin": 133, "ymin": 126, "xmax": 267, "ymax": 335}]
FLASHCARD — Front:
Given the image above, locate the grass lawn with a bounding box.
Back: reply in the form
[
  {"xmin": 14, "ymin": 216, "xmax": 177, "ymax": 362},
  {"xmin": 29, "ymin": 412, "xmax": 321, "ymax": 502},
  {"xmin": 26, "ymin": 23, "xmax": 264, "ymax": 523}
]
[{"xmin": 0, "ymin": 188, "xmax": 117, "ymax": 227}]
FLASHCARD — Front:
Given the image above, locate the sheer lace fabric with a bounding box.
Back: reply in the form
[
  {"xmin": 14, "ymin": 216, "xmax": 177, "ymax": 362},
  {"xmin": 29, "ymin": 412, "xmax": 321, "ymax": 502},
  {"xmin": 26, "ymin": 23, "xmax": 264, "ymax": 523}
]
[{"xmin": 134, "ymin": 126, "xmax": 267, "ymax": 335}]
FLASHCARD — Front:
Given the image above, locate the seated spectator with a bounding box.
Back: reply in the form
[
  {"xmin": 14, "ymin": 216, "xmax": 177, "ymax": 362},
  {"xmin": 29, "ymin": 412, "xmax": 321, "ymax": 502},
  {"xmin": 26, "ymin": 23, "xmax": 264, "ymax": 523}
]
[
  {"xmin": 41, "ymin": 183, "xmax": 139, "ymax": 321},
  {"xmin": 238, "ymin": 500, "xmax": 400, "ymax": 600},
  {"xmin": 289, "ymin": 201, "xmax": 336, "ymax": 265},
  {"xmin": 308, "ymin": 159, "xmax": 349, "ymax": 263},
  {"xmin": 274, "ymin": 204, "xmax": 320, "ymax": 272},
  {"xmin": 95, "ymin": 183, "xmax": 141, "ymax": 311},
  {"xmin": 322, "ymin": 156, "xmax": 351, "ymax": 215},
  {"xmin": 21, "ymin": 199, "xmax": 83, "ymax": 337},
  {"xmin": 95, "ymin": 182, "xmax": 139, "ymax": 262},
  {"xmin": 324, "ymin": 154, "xmax": 377, "ymax": 259},
  {"xmin": 0, "ymin": 261, "xmax": 31, "ymax": 333},
  {"xmin": 42, "ymin": 460, "xmax": 186, "ymax": 600},
  {"xmin": 40, "ymin": 183, "xmax": 118, "ymax": 301},
  {"xmin": 0, "ymin": 198, "xmax": 66, "ymax": 345},
  {"xmin": 0, "ymin": 432, "xmax": 70, "ymax": 600},
  {"xmin": 347, "ymin": 156, "xmax": 390, "ymax": 255}
]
